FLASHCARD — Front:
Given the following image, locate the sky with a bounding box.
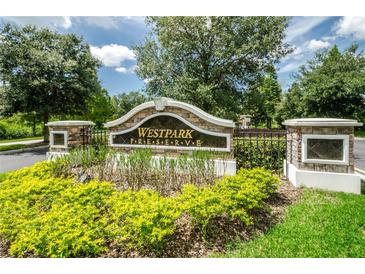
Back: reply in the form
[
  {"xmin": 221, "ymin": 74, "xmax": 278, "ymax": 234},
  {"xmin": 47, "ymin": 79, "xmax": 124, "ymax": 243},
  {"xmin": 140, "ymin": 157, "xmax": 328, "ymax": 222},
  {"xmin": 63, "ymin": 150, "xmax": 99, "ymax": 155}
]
[{"xmin": 1, "ymin": 16, "xmax": 365, "ymax": 95}]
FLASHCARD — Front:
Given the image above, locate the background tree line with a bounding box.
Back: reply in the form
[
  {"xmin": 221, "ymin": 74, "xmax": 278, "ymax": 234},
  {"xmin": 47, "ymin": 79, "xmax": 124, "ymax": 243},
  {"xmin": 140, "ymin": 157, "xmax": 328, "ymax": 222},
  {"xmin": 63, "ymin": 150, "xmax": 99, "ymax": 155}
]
[{"xmin": 0, "ymin": 17, "xmax": 364, "ymax": 141}]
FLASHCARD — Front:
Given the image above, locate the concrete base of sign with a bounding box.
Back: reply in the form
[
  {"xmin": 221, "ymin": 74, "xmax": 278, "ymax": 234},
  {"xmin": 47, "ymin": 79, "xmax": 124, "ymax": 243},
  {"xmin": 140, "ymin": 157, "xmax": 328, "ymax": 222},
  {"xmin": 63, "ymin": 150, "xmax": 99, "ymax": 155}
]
[
  {"xmin": 46, "ymin": 151, "xmax": 70, "ymax": 159},
  {"xmin": 284, "ymin": 160, "xmax": 361, "ymax": 194},
  {"xmin": 47, "ymin": 151, "xmax": 236, "ymax": 176}
]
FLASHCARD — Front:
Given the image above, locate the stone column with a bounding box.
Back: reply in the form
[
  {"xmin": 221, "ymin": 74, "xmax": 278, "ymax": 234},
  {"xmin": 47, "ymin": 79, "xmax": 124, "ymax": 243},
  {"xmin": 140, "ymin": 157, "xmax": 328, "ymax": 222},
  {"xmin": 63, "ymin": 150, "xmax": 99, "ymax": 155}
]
[
  {"xmin": 46, "ymin": 121, "xmax": 94, "ymax": 155},
  {"xmin": 283, "ymin": 118, "xmax": 363, "ymax": 194}
]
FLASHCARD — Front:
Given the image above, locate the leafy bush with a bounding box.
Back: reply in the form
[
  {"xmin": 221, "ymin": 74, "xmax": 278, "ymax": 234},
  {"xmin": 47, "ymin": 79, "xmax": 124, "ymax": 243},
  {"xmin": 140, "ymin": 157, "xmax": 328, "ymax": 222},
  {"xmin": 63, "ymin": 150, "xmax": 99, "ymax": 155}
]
[
  {"xmin": 234, "ymin": 139, "xmax": 286, "ymax": 172},
  {"xmin": 0, "ymin": 162, "xmax": 113, "ymax": 257},
  {"xmin": 106, "ymin": 190, "xmax": 181, "ymax": 252},
  {"xmin": 0, "ymin": 115, "xmax": 42, "ymax": 139},
  {"xmin": 9, "ymin": 181, "xmax": 114, "ymax": 257},
  {"xmin": 179, "ymin": 168, "xmax": 281, "ymax": 230},
  {"xmin": 0, "ymin": 162, "xmax": 280, "ymax": 257}
]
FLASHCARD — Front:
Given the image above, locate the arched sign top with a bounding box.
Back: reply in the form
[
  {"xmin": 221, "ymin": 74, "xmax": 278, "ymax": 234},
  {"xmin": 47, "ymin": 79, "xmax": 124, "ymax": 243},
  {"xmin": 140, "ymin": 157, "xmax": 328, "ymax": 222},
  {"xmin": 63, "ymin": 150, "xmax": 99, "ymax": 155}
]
[{"xmin": 104, "ymin": 97, "xmax": 235, "ymax": 128}]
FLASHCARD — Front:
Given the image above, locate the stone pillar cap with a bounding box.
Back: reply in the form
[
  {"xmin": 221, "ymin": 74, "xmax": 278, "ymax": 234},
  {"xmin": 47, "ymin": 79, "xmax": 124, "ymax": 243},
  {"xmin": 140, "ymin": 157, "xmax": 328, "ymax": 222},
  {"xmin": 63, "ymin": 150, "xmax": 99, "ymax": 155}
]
[
  {"xmin": 283, "ymin": 118, "xmax": 363, "ymax": 127},
  {"xmin": 46, "ymin": 121, "xmax": 95, "ymax": 126}
]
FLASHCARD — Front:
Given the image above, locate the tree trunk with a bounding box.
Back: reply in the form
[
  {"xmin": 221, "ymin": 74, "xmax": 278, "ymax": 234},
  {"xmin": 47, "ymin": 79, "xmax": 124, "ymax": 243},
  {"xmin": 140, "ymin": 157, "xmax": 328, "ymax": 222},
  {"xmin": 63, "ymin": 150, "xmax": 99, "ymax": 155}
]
[
  {"xmin": 43, "ymin": 113, "xmax": 49, "ymax": 143},
  {"xmin": 32, "ymin": 113, "xmax": 36, "ymax": 136}
]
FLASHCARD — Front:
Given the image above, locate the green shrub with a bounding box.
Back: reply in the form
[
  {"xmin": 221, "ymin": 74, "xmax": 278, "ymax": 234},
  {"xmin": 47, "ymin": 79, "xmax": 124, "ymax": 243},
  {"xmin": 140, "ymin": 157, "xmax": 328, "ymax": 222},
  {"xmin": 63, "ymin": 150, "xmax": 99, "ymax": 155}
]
[
  {"xmin": 0, "ymin": 162, "xmax": 280, "ymax": 257},
  {"xmin": 106, "ymin": 190, "xmax": 181, "ymax": 252},
  {"xmin": 0, "ymin": 162, "xmax": 113, "ymax": 257},
  {"xmin": 0, "ymin": 116, "xmax": 42, "ymax": 140},
  {"xmin": 234, "ymin": 139, "xmax": 286, "ymax": 172},
  {"xmin": 179, "ymin": 168, "xmax": 281, "ymax": 230},
  {"xmin": 9, "ymin": 181, "xmax": 114, "ymax": 258}
]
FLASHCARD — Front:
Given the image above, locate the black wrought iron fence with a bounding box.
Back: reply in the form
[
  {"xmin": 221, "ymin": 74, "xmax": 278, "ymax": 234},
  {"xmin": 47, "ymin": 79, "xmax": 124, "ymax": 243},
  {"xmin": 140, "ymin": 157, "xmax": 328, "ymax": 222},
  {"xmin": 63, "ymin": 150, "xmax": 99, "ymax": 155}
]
[
  {"xmin": 80, "ymin": 126, "xmax": 108, "ymax": 149},
  {"xmin": 80, "ymin": 126, "xmax": 288, "ymax": 174},
  {"xmin": 233, "ymin": 128, "xmax": 287, "ymax": 174}
]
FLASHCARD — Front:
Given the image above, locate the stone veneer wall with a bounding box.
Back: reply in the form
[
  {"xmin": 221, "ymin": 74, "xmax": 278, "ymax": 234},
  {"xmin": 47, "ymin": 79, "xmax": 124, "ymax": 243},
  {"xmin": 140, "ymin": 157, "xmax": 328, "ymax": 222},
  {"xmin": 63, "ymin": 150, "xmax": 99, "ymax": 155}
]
[
  {"xmin": 108, "ymin": 106, "xmax": 234, "ymax": 157},
  {"xmin": 48, "ymin": 125, "xmax": 91, "ymax": 152},
  {"xmin": 287, "ymin": 126, "xmax": 354, "ymax": 173}
]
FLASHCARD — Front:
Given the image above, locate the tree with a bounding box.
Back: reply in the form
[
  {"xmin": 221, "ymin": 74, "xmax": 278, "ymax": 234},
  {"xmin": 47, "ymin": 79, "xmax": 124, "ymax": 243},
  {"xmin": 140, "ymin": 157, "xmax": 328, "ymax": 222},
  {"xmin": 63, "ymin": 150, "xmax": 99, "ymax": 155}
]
[
  {"xmin": 0, "ymin": 24, "xmax": 101, "ymax": 141},
  {"xmin": 111, "ymin": 91, "xmax": 148, "ymax": 119},
  {"xmin": 277, "ymin": 45, "xmax": 365, "ymax": 123},
  {"xmin": 84, "ymin": 88, "xmax": 115, "ymax": 128},
  {"xmin": 134, "ymin": 16, "xmax": 291, "ymax": 119},
  {"xmin": 242, "ymin": 67, "xmax": 282, "ymax": 127}
]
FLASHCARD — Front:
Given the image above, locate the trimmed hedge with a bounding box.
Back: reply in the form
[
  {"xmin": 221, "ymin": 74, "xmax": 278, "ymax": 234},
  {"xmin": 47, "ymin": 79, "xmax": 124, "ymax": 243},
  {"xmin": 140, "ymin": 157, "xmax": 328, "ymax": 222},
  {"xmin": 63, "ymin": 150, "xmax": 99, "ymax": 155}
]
[{"xmin": 0, "ymin": 162, "xmax": 280, "ymax": 257}]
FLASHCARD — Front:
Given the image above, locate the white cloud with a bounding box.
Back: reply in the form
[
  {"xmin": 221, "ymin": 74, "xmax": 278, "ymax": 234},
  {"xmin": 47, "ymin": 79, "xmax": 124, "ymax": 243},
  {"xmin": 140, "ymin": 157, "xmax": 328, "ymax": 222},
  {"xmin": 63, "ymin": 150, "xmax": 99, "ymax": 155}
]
[
  {"xmin": 76, "ymin": 16, "xmax": 145, "ymax": 30},
  {"xmin": 62, "ymin": 16, "xmax": 72, "ymax": 29},
  {"xmin": 115, "ymin": 67, "xmax": 128, "ymax": 73},
  {"xmin": 1, "ymin": 16, "xmax": 72, "ymax": 29},
  {"xmin": 90, "ymin": 44, "xmax": 135, "ymax": 67},
  {"xmin": 125, "ymin": 16, "xmax": 146, "ymax": 25},
  {"xmin": 286, "ymin": 17, "xmax": 330, "ymax": 42},
  {"xmin": 322, "ymin": 36, "xmax": 337, "ymax": 41},
  {"xmin": 279, "ymin": 62, "xmax": 301, "ymax": 73},
  {"xmin": 307, "ymin": 39, "xmax": 330, "ymax": 51},
  {"xmin": 335, "ymin": 16, "xmax": 365, "ymax": 40},
  {"xmin": 115, "ymin": 65, "xmax": 137, "ymax": 74},
  {"xmin": 83, "ymin": 17, "xmax": 119, "ymax": 29}
]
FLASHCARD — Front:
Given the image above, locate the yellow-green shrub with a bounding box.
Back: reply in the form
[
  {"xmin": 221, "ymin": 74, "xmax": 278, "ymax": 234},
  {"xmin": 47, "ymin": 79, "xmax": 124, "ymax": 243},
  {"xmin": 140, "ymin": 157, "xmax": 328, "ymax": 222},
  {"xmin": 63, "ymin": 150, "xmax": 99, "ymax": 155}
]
[
  {"xmin": 179, "ymin": 168, "xmax": 281, "ymax": 230},
  {"xmin": 106, "ymin": 189, "xmax": 181, "ymax": 251},
  {"xmin": 0, "ymin": 162, "xmax": 280, "ymax": 257},
  {"xmin": 0, "ymin": 162, "xmax": 115, "ymax": 257},
  {"xmin": 8, "ymin": 182, "xmax": 114, "ymax": 257}
]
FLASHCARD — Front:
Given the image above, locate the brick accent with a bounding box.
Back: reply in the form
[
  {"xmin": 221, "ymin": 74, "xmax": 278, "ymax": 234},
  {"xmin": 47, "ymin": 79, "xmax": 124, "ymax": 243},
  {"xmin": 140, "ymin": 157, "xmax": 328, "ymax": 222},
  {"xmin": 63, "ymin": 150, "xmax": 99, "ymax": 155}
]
[
  {"xmin": 49, "ymin": 125, "xmax": 91, "ymax": 152},
  {"xmin": 287, "ymin": 126, "xmax": 354, "ymax": 173}
]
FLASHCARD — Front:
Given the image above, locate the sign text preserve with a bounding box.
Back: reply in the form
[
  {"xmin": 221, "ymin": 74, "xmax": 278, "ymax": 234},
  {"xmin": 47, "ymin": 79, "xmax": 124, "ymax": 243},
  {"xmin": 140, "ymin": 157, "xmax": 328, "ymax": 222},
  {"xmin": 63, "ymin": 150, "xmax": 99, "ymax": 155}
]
[{"xmin": 111, "ymin": 115, "xmax": 228, "ymax": 150}]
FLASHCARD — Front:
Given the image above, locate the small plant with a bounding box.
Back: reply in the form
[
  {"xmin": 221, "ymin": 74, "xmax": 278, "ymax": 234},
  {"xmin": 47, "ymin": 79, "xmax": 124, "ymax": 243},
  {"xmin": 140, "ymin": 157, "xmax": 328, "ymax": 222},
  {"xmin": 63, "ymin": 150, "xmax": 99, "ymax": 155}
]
[{"xmin": 52, "ymin": 148, "xmax": 219, "ymax": 195}]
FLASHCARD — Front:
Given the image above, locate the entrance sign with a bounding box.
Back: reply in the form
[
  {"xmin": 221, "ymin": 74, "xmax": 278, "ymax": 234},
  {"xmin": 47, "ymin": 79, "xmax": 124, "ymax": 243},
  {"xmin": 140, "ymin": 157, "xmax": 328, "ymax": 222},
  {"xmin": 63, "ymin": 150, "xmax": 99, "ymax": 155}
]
[
  {"xmin": 110, "ymin": 113, "xmax": 230, "ymax": 151},
  {"xmin": 45, "ymin": 98, "xmax": 237, "ymax": 175},
  {"xmin": 105, "ymin": 97, "xmax": 235, "ymax": 153}
]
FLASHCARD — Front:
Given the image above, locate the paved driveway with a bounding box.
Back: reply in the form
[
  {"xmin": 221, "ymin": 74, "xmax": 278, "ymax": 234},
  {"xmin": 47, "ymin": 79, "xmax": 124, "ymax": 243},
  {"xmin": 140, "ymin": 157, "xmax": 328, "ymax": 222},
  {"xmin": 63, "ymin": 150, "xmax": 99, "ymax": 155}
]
[
  {"xmin": 0, "ymin": 147, "xmax": 47, "ymax": 173},
  {"xmin": 354, "ymin": 139, "xmax": 365, "ymax": 171}
]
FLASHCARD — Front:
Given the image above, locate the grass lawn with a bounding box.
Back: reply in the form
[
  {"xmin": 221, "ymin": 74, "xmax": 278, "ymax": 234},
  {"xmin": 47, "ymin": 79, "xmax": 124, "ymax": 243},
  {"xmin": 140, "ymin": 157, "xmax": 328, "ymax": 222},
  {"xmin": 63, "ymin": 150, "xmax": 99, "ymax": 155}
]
[
  {"xmin": 0, "ymin": 136, "xmax": 43, "ymax": 144},
  {"xmin": 355, "ymin": 130, "xmax": 365, "ymax": 138},
  {"xmin": 0, "ymin": 144, "xmax": 27, "ymax": 152},
  {"xmin": 216, "ymin": 189, "xmax": 365, "ymax": 258}
]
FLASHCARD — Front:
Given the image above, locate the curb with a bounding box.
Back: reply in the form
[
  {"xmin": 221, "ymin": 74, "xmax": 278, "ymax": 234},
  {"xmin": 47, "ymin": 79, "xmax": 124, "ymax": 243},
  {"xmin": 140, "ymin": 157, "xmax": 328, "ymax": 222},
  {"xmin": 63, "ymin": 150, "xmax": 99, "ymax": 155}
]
[
  {"xmin": 355, "ymin": 137, "xmax": 365, "ymax": 141},
  {"xmin": 0, "ymin": 145, "xmax": 49, "ymax": 155}
]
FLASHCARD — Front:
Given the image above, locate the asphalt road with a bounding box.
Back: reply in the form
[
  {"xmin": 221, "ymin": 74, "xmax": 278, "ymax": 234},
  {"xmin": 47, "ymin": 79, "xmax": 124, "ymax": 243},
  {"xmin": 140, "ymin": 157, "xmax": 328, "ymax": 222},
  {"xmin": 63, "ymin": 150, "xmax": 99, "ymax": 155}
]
[
  {"xmin": 0, "ymin": 147, "xmax": 48, "ymax": 173},
  {"xmin": 354, "ymin": 139, "xmax": 365, "ymax": 171},
  {"xmin": 0, "ymin": 140, "xmax": 364, "ymax": 173}
]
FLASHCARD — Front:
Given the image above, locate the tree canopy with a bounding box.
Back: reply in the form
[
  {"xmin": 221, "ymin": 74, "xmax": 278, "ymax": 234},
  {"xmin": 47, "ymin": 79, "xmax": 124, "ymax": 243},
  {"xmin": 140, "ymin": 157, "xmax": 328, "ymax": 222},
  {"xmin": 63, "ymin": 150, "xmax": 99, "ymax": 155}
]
[
  {"xmin": 277, "ymin": 45, "xmax": 365, "ymax": 123},
  {"xmin": 0, "ymin": 24, "xmax": 101, "ymax": 140},
  {"xmin": 242, "ymin": 66, "xmax": 282, "ymax": 127},
  {"xmin": 110, "ymin": 91, "xmax": 148, "ymax": 119},
  {"xmin": 134, "ymin": 16, "xmax": 291, "ymax": 119}
]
